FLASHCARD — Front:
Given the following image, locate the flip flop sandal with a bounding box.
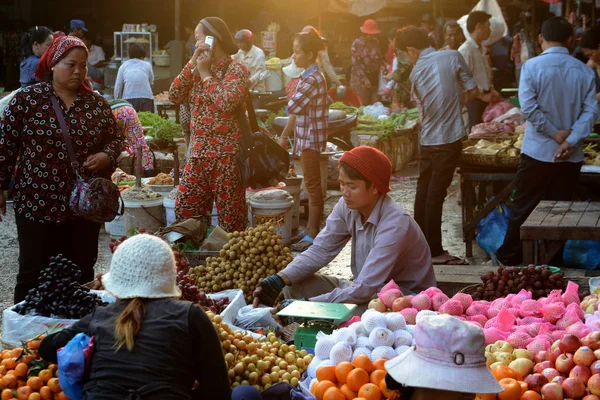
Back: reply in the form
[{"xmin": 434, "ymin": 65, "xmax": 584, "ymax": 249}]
[
  {"xmin": 291, "ymin": 231, "xmax": 308, "ymax": 244},
  {"xmin": 432, "ymin": 256, "xmax": 469, "ymax": 265},
  {"xmin": 291, "ymin": 235, "xmax": 314, "ymax": 252}
]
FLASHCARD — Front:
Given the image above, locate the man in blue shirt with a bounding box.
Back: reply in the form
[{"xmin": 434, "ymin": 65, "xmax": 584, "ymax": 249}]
[{"xmin": 497, "ymin": 17, "xmax": 598, "ymax": 266}]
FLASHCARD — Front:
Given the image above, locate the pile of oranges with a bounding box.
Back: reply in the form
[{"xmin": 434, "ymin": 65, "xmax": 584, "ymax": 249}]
[
  {"xmin": 311, "ymin": 356, "xmax": 399, "ymax": 400},
  {"xmin": 475, "ymin": 365, "xmax": 538, "ymax": 400},
  {"xmin": 0, "ymin": 336, "xmax": 68, "ymax": 400}
]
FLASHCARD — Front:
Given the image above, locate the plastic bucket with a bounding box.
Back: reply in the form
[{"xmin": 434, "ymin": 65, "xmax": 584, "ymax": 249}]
[
  {"xmin": 248, "ymin": 197, "xmax": 294, "ymax": 245},
  {"xmin": 163, "ymin": 198, "xmax": 176, "ymax": 226},
  {"xmin": 104, "ymin": 214, "xmax": 126, "ymax": 240},
  {"xmin": 123, "ymin": 198, "xmax": 164, "ymax": 235},
  {"xmin": 282, "ymin": 176, "xmax": 303, "ymax": 231},
  {"xmin": 265, "ymin": 69, "xmax": 283, "ymax": 92}
]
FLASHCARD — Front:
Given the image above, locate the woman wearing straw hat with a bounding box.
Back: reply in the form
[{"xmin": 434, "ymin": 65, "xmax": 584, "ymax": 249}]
[
  {"xmin": 350, "ymin": 19, "xmax": 383, "ymax": 106},
  {"xmin": 384, "ymin": 314, "xmax": 503, "ymax": 399},
  {"xmin": 39, "ymin": 234, "xmax": 260, "ymax": 400}
]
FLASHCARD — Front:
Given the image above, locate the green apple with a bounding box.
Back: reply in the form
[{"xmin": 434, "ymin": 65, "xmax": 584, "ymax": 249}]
[
  {"xmin": 493, "ymin": 352, "xmax": 515, "ymax": 365},
  {"xmin": 492, "ymin": 341, "xmax": 513, "ymax": 354},
  {"xmin": 513, "ymin": 349, "xmax": 533, "ymax": 361}
]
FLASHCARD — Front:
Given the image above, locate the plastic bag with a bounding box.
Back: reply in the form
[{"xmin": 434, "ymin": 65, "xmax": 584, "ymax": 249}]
[
  {"xmin": 493, "ymin": 107, "xmax": 525, "ymax": 125},
  {"xmin": 362, "ymin": 102, "xmax": 389, "ymax": 119},
  {"xmin": 563, "ymin": 240, "xmax": 600, "ymax": 270},
  {"xmin": 57, "ymin": 333, "xmax": 95, "ymax": 400},
  {"xmin": 457, "ymin": 0, "xmax": 508, "ymax": 46},
  {"xmin": 476, "ymin": 202, "xmax": 510, "ymax": 255},
  {"xmin": 482, "ymin": 101, "xmax": 514, "ymax": 123},
  {"xmin": 377, "ymin": 280, "xmax": 402, "ymax": 309},
  {"xmin": 234, "ymin": 305, "xmax": 280, "ymax": 331}
]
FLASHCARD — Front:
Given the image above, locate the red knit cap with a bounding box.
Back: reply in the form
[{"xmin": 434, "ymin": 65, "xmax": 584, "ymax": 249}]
[{"xmin": 340, "ymin": 146, "xmax": 392, "ymax": 193}]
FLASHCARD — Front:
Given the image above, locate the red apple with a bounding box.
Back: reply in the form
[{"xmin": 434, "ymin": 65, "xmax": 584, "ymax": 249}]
[
  {"xmin": 583, "ymin": 395, "xmax": 600, "ymax": 400},
  {"xmin": 536, "ymin": 350, "xmax": 550, "ymax": 363},
  {"xmin": 591, "ymin": 360, "xmax": 600, "ymax": 375},
  {"xmin": 570, "ymin": 365, "xmax": 592, "ymax": 385},
  {"xmin": 549, "ymin": 348, "xmax": 563, "ymax": 363},
  {"xmin": 542, "ymin": 368, "xmax": 561, "ymax": 382},
  {"xmin": 552, "ymin": 375, "xmax": 566, "ymax": 385},
  {"xmin": 560, "ymin": 334, "xmax": 582, "ymax": 354},
  {"xmin": 583, "ymin": 332, "xmax": 600, "ymax": 351},
  {"xmin": 556, "ymin": 353, "xmax": 576, "ymax": 374},
  {"xmin": 589, "ymin": 374, "xmax": 600, "ymax": 396},
  {"xmin": 541, "ymin": 382, "xmax": 564, "ymax": 400},
  {"xmin": 563, "ymin": 377, "xmax": 586, "ymax": 399},
  {"xmin": 535, "ymin": 361, "xmax": 555, "ymax": 373},
  {"xmin": 575, "ymin": 347, "xmax": 597, "ymax": 367},
  {"xmin": 525, "ymin": 373, "xmax": 549, "ymax": 392},
  {"xmin": 392, "ymin": 296, "xmax": 412, "ymax": 312}
]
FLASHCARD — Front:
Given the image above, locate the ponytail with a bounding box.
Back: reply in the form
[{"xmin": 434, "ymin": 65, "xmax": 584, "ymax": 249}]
[
  {"xmin": 295, "ymin": 28, "xmax": 326, "ymax": 61},
  {"xmin": 20, "ymin": 26, "xmax": 53, "ymax": 58},
  {"xmin": 114, "ymin": 298, "xmax": 146, "ymax": 352}
]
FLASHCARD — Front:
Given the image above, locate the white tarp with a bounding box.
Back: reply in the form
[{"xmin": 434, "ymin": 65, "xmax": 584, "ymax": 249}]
[{"xmin": 457, "ymin": 0, "xmax": 509, "ymax": 46}]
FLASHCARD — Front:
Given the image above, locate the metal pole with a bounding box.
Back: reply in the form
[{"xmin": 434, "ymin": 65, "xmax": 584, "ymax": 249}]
[{"xmin": 175, "ymin": 0, "xmax": 181, "ymax": 41}]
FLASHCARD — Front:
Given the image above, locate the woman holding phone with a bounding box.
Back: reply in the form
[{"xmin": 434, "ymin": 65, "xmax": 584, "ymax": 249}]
[{"xmin": 169, "ymin": 17, "xmax": 250, "ymax": 233}]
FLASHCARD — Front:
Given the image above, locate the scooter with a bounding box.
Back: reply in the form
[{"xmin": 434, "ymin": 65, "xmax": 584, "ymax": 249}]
[{"xmin": 250, "ymin": 90, "xmax": 288, "ymax": 115}]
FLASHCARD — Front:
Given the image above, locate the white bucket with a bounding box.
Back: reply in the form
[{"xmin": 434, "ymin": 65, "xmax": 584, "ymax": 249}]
[
  {"xmin": 248, "ymin": 196, "xmax": 294, "ymax": 246},
  {"xmin": 163, "ymin": 198, "xmax": 176, "ymax": 226},
  {"xmin": 105, "ymin": 214, "xmax": 126, "ymax": 240},
  {"xmin": 282, "ymin": 176, "xmax": 303, "ymax": 231},
  {"xmin": 123, "ymin": 198, "xmax": 164, "ymax": 235},
  {"xmin": 265, "ymin": 69, "xmax": 283, "ymax": 92}
]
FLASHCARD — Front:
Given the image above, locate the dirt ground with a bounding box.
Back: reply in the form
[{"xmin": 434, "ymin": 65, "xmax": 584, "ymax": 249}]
[{"xmin": 0, "ymin": 162, "xmax": 487, "ymax": 329}]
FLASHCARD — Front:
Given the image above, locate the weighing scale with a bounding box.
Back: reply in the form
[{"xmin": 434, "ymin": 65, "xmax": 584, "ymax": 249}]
[{"xmin": 277, "ymin": 301, "xmax": 357, "ymax": 354}]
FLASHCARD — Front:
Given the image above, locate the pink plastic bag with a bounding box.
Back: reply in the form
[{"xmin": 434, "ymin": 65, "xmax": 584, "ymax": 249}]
[
  {"xmin": 482, "ymin": 101, "xmax": 514, "ymax": 123},
  {"xmin": 488, "ymin": 308, "xmax": 500, "ymax": 319},
  {"xmin": 566, "ymin": 303, "xmax": 585, "ymax": 321},
  {"xmin": 432, "ymin": 293, "xmax": 449, "ymax": 311},
  {"xmin": 377, "ymin": 280, "xmax": 403, "ymax": 308},
  {"xmin": 526, "ymin": 335, "xmax": 553, "ymax": 353},
  {"xmin": 562, "ymin": 281, "xmax": 580, "ymax": 306},
  {"xmin": 422, "ymin": 287, "xmax": 443, "ymax": 298},
  {"xmin": 466, "ymin": 302, "xmax": 490, "ymax": 317},
  {"xmin": 519, "ymin": 299, "xmax": 540, "ymax": 318},
  {"xmin": 491, "ymin": 298, "xmax": 509, "ymax": 310},
  {"xmin": 468, "ymin": 314, "xmax": 488, "ymax": 327},
  {"xmin": 556, "ymin": 307, "xmax": 583, "ymax": 330},
  {"xmin": 566, "ymin": 322, "xmax": 591, "ymax": 339},
  {"xmin": 484, "ymin": 327, "xmax": 509, "ymax": 346},
  {"xmin": 510, "ymin": 289, "xmax": 532, "ymax": 307},
  {"xmin": 339, "ymin": 316, "xmax": 361, "ymax": 328},
  {"xmin": 542, "ymin": 302, "xmax": 566, "ymax": 324},
  {"xmin": 507, "ymin": 331, "xmax": 531, "ymax": 349}
]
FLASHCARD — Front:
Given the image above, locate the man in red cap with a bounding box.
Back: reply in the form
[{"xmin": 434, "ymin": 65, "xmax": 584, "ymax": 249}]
[{"xmin": 253, "ymin": 146, "xmax": 435, "ymax": 308}]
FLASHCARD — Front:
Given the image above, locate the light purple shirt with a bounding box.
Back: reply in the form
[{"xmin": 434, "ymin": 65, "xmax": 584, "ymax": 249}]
[{"xmin": 281, "ymin": 195, "xmax": 436, "ymax": 303}]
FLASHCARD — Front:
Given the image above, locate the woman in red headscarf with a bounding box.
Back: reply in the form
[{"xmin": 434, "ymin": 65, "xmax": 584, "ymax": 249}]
[{"xmin": 0, "ymin": 36, "xmax": 123, "ymax": 303}]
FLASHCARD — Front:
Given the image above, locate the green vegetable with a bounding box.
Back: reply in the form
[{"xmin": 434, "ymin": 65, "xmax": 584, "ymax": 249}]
[
  {"xmin": 330, "ymin": 101, "xmax": 347, "ymax": 108},
  {"xmin": 266, "ymin": 108, "xmax": 286, "ymax": 129},
  {"xmin": 138, "ymin": 112, "xmax": 166, "ymax": 127}
]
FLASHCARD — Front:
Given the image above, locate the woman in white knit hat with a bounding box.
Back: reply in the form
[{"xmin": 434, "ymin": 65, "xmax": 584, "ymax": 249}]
[{"xmin": 39, "ymin": 234, "xmax": 259, "ymax": 400}]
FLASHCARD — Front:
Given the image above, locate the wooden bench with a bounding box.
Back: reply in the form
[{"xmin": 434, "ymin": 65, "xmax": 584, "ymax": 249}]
[
  {"xmin": 521, "ymin": 201, "xmax": 600, "ymax": 265},
  {"xmin": 434, "ymin": 264, "xmax": 595, "ymax": 297}
]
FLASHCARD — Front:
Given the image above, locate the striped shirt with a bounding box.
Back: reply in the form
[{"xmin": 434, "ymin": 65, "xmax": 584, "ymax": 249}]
[
  {"xmin": 288, "ymin": 63, "xmax": 329, "ymax": 156},
  {"xmin": 410, "ymin": 48, "xmax": 477, "ymax": 145}
]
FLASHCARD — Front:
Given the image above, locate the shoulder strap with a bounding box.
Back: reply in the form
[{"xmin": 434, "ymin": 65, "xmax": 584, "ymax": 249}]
[
  {"xmin": 50, "ymin": 95, "xmax": 80, "ymax": 174},
  {"xmin": 225, "ymin": 59, "xmax": 259, "ymax": 134}
]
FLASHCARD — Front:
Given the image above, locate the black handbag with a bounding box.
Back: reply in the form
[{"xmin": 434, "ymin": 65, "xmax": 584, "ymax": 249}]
[{"xmin": 235, "ymin": 96, "xmax": 289, "ymax": 189}]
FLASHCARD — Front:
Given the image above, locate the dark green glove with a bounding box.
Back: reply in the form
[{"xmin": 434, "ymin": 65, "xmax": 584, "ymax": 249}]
[{"xmin": 254, "ymin": 274, "xmax": 286, "ymax": 307}]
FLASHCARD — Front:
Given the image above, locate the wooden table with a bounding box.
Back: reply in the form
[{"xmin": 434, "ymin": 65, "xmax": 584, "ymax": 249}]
[
  {"xmin": 458, "ymin": 165, "xmax": 600, "ymax": 258},
  {"xmin": 520, "ymin": 201, "xmax": 600, "ymax": 264},
  {"xmin": 434, "ymin": 264, "xmax": 596, "ymax": 296},
  {"xmin": 155, "ymin": 101, "xmax": 180, "ymax": 124}
]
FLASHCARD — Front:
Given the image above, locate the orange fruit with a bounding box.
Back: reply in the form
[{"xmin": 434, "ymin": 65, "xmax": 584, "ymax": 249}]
[
  {"xmin": 497, "ymin": 378, "xmax": 522, "ymax": 400},
  {"xmin": 379, "ymin": 378, "xmax": 399, "ymax": 399},
  {"xmin": 54, "ymin": 393, "xmax": 69, "ymax": 400},
  {"xmin": 372, "ymin": 360, "xmax": 386, "ymax": 371},
  {"xmin": 315, "ymin": 381, "xmax": 337, "ymax": 400},
  {"xmin": 16, "ymin": 386, "xmax": 32, "ymax": 400},
  {"xmin": 28, "ymin": 394, "xmax": 41, "ymax": 400},
  {"xmin": 474, "ymin": 395, "xmax": 496, "ymax": 400},
  {"xmin": 340, "ymin": 384, "xmax": 357, "ymax": 400},
  {"xmin": 357, "ymin": 383, "xmax": 382, "ymax": 400},
  {"xmin": 10, "ymin": 350, "xmax": 22, "ymax": 359},
  {"xmin": 316, "ymin": 366, "xmax": 337, "ymax": 384},
  {"xmin": 347, "ymin": 368, "xmax": 370, "ymax": 392},
  {"xmin": 26, "ymin": 338, "xmax": 41, "ymax": 351},
  {"xmin": 13, "ymin": 363, "xmax": 28, "ymax": 378},
  {"xmin": 335, "ymin": 362, "xmax": 355, "ymax": 385},
  {"xmin": 521, "ymin": 391, "xmax": 541, "ymax": 400},
  {"xmin": 16, "ymin": 381, "xmax": 25, "ymax": 389},
  {"xmin": 26, "ymin": 377, "xmax": 42, "ymax": 392},
  {"xmin": 1, "ymin": 389, "xmax": 13, "ymax": 400},
  {"xmin": 370, "ymin": 370, "xmax": 386, "ymax": 386},
  {"xmin": 353, "ymin": 355, "xmax": 374, "ymax": 373},
  {"xmin": 47, "ymin": 379, "xmax": 60, "ymax": 393},
  {"xmin": 19, "ymin": 356, "xmax": 34, "ymax": 366},
  {"xmin": 323, "ymin": 386, "xmax": 346, "ymax": 400},
  {"xmin": 1, "ymin": 351, "xmax": 11, "ymax": 360},
  {"xmin": 2, "ymin": 375, "xmax": 17, "ymax": 389},
  {"xmin": 39, "ymin": 387, "xmax": 52, "ymax": 400},
  {"xmin": 493, "ymin": 365, "xmax": 522, "ymax": 382},
  {"xmin": 47, "ymin": 365, "xmax": 57, "ymax": 377},
  {"xmin": 353, "ymin": 398, "xmax": 368, "ymax": 400},
  {"xmin": 2, "ymin": 358, "xmax": 17, "ymax": 370},
  {"xmin": 519, "ymin": 381, "xmax": 527, "ymax": 395},
  {"xmin": 37, "ymin": 371, "xmax": 52, "ymax": 384}
]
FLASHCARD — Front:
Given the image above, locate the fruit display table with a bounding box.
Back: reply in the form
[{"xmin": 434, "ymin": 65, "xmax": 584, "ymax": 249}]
[
  {"xmin": 457, "ymin": 164, "xmax": 600, "ymax": 258},
  {"xmin": 434, "ymin": 264, "xmax": 595, "ymax": 297},
  {"xmin": 521, "ymin": 201, "xmax": 600, "ymax": 265},
  {"xmin": 356, "ymin": 125, "xmax": 419, "ymax": 173}
]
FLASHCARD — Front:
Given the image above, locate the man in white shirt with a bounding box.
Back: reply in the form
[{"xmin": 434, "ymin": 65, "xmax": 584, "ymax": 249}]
[
  {"xmin": 233, "ymin": 29, "xmax": 267, "ymax": 92},
  {"xmin": 459, "ymin": 11, "xmax": 502, "ymax": 129}
]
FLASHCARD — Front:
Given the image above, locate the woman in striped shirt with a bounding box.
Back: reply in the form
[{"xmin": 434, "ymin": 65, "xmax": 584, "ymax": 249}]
[{"xmin": 279, "ymin": 28, "xmax": 329, "ymax": 251}]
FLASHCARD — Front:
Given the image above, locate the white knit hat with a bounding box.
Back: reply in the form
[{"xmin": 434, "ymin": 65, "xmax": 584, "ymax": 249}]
[{"xmin": 102, "ymin": 234, "xmax": 181, "ymax": 299}]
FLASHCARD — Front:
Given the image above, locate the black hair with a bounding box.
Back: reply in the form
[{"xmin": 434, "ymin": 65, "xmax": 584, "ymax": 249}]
[
  {"xmin": 395, "ymin": 26, "xmax": 430, "ymax": 52},
  {"xmin": 443, "ymin": 20, "xmax": 461, "ymax": 34},
  {"xmin": 130, "ymin": 44, "xmax": 147, "ymax": 59},
  {"xmin": 466, "ymin": 11, "xmax": 492, "ymax": 33},
  {"xmin": 20, "ymin": 26, "xmax": 52, "ymax": 58},
  {"xmin": 339, "ymin": 162, "xmax": 371, "ymax": 189},
  {"xmin": 294, "ymin": 28, "xmax": 325, "ymax": 60},
  {"xmin": 542, "ymin": 16, "xmax": 574, "ymax": 43},
  {"xmin": 582, "ymin": 25, "xmax": 600, "ymax": 50},
  {"xmin": 384, "ymin": 373, "xmax": 415, "ymax": 397}
]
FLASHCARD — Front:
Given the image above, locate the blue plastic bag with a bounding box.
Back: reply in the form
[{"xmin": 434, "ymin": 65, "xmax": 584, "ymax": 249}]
[
  {"xmin": 563, "ymin": 240, "xmax": 600, "ymax": 270},
  {"xmin": 57, "ymin": 333, "xmax": 94, "ymax": 400},
  {"xmin": 476, "ymin": 202, "xmax": 511, "ymax": 255}
]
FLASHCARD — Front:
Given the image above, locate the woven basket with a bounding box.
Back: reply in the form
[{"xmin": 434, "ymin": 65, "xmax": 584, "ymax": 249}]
[
  {"xmin": 459, "ymin": 284, "xmax": 482, "ymax": 296},
  {"xmin": 461, "ymin": 149, "xmax": 520, "ymax": 168},
  {"xmin": 0, "ymin": 339, "xmax": 17, "ymax": 350}
]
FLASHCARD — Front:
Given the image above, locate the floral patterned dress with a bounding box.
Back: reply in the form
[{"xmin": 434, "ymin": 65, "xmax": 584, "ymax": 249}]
[
  {"xmin": 168, "ymin": 58, "xmax": 250, "ymax": 233},
  {"xmin": 111, "ymin": 105, "xmax": 153, "ymax": 171},
  {"xmin": 350, "ymin": 36, "xmax": 382, "ymax": 105}
]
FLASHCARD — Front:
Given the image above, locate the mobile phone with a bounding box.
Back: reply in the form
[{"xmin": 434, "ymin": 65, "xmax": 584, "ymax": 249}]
[{"xmin": 204, "ymin": 36, "xmax": 214, "ymax": 57}]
